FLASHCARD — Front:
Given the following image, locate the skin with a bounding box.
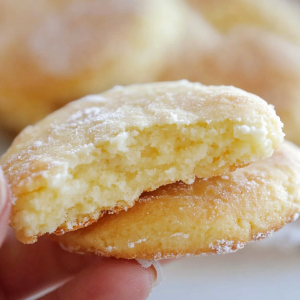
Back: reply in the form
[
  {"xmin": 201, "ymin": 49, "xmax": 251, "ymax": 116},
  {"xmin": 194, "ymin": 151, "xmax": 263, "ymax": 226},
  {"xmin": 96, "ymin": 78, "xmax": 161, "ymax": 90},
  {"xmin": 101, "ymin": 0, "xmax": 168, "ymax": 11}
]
[{"xmin": 0, "ymin": 168, "xmax": 157, "ymax": 300}]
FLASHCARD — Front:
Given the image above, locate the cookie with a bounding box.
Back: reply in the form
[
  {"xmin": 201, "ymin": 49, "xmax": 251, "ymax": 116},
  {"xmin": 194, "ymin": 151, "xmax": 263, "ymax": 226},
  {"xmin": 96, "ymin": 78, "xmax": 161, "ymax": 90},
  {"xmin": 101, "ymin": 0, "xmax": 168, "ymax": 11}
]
[
  {"xmin": 54, "ymin": 142, "xmax": 300, "ymax": 260},
  {"xmin": 159, "ymin": 21, "xmax": 300, "ymax": 145},
  {"xmin": 0, "ymin": 0, "xmax": 187, "ymax": 132},
  {"xmin": 187, "ymin": 0, "xmax": 300, "ymax": 45},
  {"xmin": 0, "ymin": 81, "xmax": 283, "ymax": 244}
]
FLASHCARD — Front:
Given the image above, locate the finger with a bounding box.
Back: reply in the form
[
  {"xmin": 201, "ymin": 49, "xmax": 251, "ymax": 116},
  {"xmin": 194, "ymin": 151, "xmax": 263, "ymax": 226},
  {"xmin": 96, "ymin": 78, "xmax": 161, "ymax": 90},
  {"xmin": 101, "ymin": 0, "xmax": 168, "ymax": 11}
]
[
  {"xmin": 39, "ymin": 258, "xmax": 157, "ymax": 300},
  {"xmin": 0, "ymin": 234, "xmax": 94, "ymax": 300},
  {"xmin": 0, "ymin": 168, "xmax": 10, "ymax": 247}
]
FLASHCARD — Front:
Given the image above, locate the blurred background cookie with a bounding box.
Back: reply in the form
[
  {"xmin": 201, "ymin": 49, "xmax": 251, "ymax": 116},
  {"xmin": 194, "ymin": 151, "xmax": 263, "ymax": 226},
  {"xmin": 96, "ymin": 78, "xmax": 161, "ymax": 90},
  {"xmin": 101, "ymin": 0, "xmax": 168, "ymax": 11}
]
[
  {"xmin": 159, "ymin": 0, "xmax": 300, "ymax": 145},
  {"xmin": 186, "ymin": 0, "xmax": 300, "ymax": 44},
  {"xmin": 0, "ymin": 0, "xmax": 188, "ymax": 132},
  {"xmin": 159, "ymin": 25, "xmax": 300, "ymax": 145}
]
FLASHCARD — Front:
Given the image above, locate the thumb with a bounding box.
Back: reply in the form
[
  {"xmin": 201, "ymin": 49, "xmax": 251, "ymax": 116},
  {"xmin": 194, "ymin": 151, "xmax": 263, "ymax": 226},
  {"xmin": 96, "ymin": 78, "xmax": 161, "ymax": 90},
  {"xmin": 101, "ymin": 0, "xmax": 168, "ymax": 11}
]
[{"xmin": 0, "ymin": 168, "xmax": 10, "ymax": 247}]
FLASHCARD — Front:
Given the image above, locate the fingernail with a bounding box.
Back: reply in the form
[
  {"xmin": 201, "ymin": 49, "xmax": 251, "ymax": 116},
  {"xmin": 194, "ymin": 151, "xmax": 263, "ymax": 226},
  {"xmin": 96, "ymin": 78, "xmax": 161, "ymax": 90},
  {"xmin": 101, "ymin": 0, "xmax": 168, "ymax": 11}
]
[
  {"xmin": 0, "ymin": 168, "xmax": 7, "ymax": 214},
  {"xmin": 148, "ymin": 265, "xmax": 158, "ymax": 287},
  {"xmin": 137, "ymin": 260, "xmax": 164, "ymax": 288},
  {"xmin": 150, "ymin": 261, "xmax": 164, "ymax": 287}
]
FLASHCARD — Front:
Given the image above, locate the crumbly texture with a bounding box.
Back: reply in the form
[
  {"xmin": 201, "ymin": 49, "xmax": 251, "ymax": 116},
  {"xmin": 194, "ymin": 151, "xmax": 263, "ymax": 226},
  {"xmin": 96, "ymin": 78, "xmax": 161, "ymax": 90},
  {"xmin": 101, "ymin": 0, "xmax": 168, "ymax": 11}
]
[
  {"xmin": 53, "ymin": 142, "xmax": 300, "ymax": 260},
  {"xmin": 0, "ymin": 0, "xmax": 187, "ymax": 132},
  {"xmin": 0, "ymin": 81, "xmax": 283, "ymax": 244},
  {"xmin": 187, "ymin": 0, "xmax": 300, "ymax": 45}
]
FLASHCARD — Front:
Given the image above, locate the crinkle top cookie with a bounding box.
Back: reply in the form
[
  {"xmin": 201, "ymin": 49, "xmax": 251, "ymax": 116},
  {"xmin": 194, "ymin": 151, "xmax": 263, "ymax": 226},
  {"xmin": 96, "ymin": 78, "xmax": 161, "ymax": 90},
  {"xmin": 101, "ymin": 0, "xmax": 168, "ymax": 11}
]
[{"xmin": 0, "ymin": 81, "xmax": 284, "ymax": 243}]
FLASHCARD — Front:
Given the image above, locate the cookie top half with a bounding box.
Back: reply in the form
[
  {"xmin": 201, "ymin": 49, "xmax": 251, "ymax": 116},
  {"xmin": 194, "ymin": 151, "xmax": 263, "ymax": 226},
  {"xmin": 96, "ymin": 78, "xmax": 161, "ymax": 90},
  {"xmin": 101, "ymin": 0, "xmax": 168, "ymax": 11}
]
[{"xmin": 0, "ymin": 81, "xmax": 283, "ymax": 243}]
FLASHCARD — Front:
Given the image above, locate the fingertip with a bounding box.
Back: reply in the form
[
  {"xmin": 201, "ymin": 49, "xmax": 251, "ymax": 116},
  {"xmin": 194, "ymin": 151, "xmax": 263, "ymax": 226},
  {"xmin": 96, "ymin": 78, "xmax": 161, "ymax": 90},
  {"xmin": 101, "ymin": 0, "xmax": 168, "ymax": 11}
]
[
  {"xmin": 51, "ymin": 238, "xmax": 96, "ymax": 274},
  {"xmin": 147, "ymin": 265, "xmax": 158, "ymax": 287},
  {"xmin": 136, "ymin": 259, "xmax": 164, "ymax": 288},
  {"xmin": 91, "ymin": 258, "xmax": 154, "ymax": 300},
  {"xmin": 43, "ymin": 258, "xmax": 156, "ymax": 300}
]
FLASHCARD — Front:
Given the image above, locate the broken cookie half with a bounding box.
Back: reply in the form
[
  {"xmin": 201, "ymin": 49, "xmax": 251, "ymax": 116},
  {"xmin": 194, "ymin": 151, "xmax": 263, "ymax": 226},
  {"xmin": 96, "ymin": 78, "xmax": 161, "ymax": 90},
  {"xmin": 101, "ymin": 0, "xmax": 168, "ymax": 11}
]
[{"xmin": 0, "ymin": 81, "xmax": 283, "ymax": 244}]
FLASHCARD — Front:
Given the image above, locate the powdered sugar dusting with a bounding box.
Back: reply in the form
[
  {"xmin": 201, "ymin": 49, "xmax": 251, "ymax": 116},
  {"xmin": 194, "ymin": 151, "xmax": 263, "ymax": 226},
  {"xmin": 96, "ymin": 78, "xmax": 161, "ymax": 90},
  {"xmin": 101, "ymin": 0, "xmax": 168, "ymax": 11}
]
[
  {"xmin": 106, "ymin": 246, "xmax": 116, "ymax": 252},
  {"xmin": 33, "ymin": 141, "xmax": 43, "ymax": 148},
  {"xmin": 209, "ymin": 240, "xmax": 245, "ymax": 254},
  {"xmin": 128, "ymin": 238, "xmax": 147, "ymax": 248},
  {"xmin": 252, "ymin": 230, "xmax": 275, "ymax": 241},
  {"xmin": 292, "ymin": 212, "xmax": 300, "ymax": 222},
  {"xmin": 154, "ymin": 252, "xmax": 162, "ymax": 260},
  {"xmin": 136, "ymin": 259, "xmax": 153, "ymax": 268},
  {"xmin": 171, "ymin": 233, "xmax": 190, "ymax": 239},
  {"xmin": 149, "ymin": 252, "xmax": 210, "ymax": 261}
]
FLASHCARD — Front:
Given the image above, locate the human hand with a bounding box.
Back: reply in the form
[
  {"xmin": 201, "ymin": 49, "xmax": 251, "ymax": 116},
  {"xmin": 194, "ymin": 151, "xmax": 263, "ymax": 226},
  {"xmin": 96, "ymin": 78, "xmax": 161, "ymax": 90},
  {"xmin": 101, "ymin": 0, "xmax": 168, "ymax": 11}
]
[{"xmin": 0, "ymin": 168, "xmax": 157, "ymax": 300}]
